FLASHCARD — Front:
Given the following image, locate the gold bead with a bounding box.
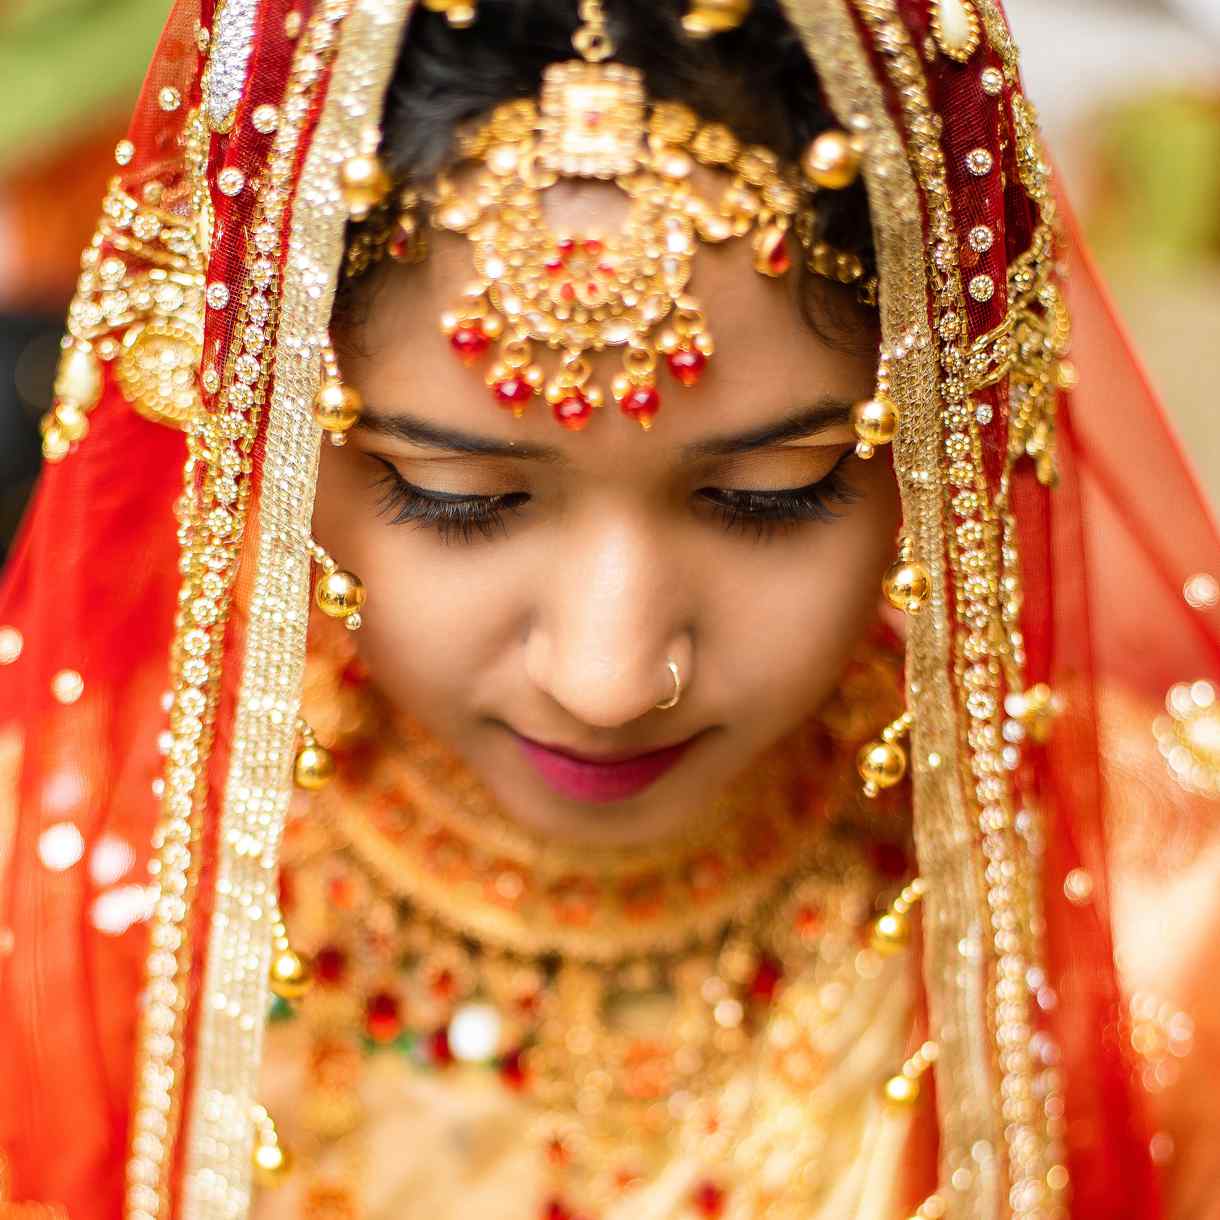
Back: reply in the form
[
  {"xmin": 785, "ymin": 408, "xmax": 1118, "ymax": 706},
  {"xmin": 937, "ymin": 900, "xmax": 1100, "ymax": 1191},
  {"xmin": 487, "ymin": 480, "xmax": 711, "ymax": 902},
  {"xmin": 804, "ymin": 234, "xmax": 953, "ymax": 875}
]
[
  {"xmin": 54, "ymin": 402, "xmax": 90, "ymax": 443},
  {"xmin": 852, "ymin": 394, "xmax": 900, "ymax": 455},
  {"xmin": 293, "ymin": 742, "xmax": 336, "ymax": 790},
  {"xmin": 252, "ymin": 1136, "xmax": 291, "ymax": 1186},
  {"xmin": 870, "ymin": 911, "xmax": 910, "ymax": 955},
  {"xmin": 339, "ymin": 154, "xmax": 391, "ymax": 221},
  {"xmin": 1009, "ymin": 682, "xmax": 1058, "ymax": 744},
  {"xmin": 41, "ymin": 423, "xmax": 70, "ymax": 463},
  {"xmin": 423, "ymin": 0, "xmax": 478, "ymax": 25},
  {"xmin": 269, "ymin": 947, "xmax": 313, "ymax": 1000},
  {"xmin": 682, "ymin": 0, "xmax": 752, "ymax": 37},
  {"xmin": 802, "ymin": 129, "xmax": 862, "ymax": 190},
  {"xmin": 857, "ymin": 739, "xmax": 907, "ymax": 796},
  {"xmin": 54, "ymin": 345, "xmax": 103, "ymax": 410},
  {"xmin": 315, "ymin": 569, "xmax": 367, "ymax": 620},
  {"xmin": 883, "ymin": 558, "xmax": 932, "ymax": 614},
  {"xmin": 312, "ymin": 378, "xmax": 362, "ymax": 436},
  {"xmin": 883, "ymin": 1073, "xmax": 921, "ymax": 1107}
]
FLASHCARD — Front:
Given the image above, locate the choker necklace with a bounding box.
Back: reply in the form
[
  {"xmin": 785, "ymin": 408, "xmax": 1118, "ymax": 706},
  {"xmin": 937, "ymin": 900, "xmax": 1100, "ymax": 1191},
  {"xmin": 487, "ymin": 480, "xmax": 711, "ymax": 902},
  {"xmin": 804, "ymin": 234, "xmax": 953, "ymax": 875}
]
[{"xmin": 262, "ymin": 633, "xmax": 924, "ymax": 1219}]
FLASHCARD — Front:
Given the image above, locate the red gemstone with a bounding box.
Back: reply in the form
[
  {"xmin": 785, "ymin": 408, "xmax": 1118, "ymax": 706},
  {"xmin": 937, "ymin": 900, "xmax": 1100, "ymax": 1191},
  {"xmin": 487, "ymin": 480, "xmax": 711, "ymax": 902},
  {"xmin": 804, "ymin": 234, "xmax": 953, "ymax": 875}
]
[
  {"xmin": 450, "ymin": 325, "xmax": 490, "ymax": 364},
  {"xmin": 364, "ymin": 990, "xmax": 402, "ymax": 1043},
  {"xmin": 619, "ymin": 385, "xmax": 661, "ymax": 426},
  {"xmin": 767, "ymin": 235, "xmax": 792, "ymax": 275},
  {"xmin": 554, "ymin": 392, "xmax": 593, "ymax": 431},
  {"xmin": 749, "ymin": 956, "xmax": 783, "ymax": 1004},
  {"xmin": 492, "ymin": 377, "xmax": 534, "ymax": 409},
  {"xmin": 794, "ymin": 904, "xmax": 823, "ymax": 942},
  {"xmin": 560, "ymin": 283, "xmax": 576, "ymax": 302},
  {"xmin": 499, "ymin": 1048, "xmax": 528, "ymax": 1091},
  {"xmin": 314, "ymin": 945, "xmax": 347, "ymax": 985},
  {"xmin": 429, "ymin": 967, "xmax": 458, "ymax": 1001},
  {"xmin": 667, "ymin": 348, "xmax": 707, "ymax": 387},
  {"xmin": 584, "ymin": 238, "xmax": 604, "ymax": 256},
  {"xmin": 429, "ymin": 1027, "xmax": 454, "ymax": 1066},
  {"xmin": 542, "ymin": 1200, "xmax": 571, "ymax": 1220},
  {"xmin": 558, "ymin": 238, "xmax": 575, "ymax": 256},
  {"xmin": 693, "ymin": 1181, "xmax": 727, "ymax": 1218}
]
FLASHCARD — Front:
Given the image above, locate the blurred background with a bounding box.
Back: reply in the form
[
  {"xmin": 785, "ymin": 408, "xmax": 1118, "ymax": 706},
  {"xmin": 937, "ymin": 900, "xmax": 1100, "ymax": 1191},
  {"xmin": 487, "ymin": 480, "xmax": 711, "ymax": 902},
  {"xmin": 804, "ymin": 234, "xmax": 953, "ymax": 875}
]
[{"xmin": 0, "ymin": 0, "xmax": 1217, "ymax": 564}]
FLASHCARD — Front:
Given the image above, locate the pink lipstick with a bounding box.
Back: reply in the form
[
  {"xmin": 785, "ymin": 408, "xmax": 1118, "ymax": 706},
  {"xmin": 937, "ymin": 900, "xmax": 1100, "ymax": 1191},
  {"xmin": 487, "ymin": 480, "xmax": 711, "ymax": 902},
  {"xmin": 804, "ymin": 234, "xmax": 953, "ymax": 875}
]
[{"xmin": 515, "ymin": 734, "xmax": 696, "ymax": 803}]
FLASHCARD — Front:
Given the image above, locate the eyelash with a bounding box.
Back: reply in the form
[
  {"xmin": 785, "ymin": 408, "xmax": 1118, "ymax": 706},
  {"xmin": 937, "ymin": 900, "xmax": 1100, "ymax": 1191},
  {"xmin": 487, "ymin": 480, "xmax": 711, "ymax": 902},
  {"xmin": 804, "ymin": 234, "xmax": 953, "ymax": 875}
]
[{"xmin": 370, "ymin": 453, "xmax": 860, "ymax": 545}]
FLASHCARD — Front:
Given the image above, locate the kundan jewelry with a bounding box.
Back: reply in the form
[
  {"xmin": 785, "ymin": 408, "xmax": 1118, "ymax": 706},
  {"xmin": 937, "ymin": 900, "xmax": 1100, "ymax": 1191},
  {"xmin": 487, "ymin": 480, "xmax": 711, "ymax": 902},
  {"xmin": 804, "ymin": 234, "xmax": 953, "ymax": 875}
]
[{"xmin": 332, "ymin": 0, "xmax": 872, "ymax": 434}]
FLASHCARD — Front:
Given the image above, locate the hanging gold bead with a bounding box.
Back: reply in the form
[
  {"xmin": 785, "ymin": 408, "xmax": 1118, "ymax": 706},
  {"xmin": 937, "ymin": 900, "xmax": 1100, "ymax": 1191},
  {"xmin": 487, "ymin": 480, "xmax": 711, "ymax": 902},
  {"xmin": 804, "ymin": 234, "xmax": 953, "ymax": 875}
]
[
  {"xmin": 856, "ymin": 738, "xmax": 907, "ymax": 797},
  {"xmin": 883, "ymin": 557, "xmax": 932, "ymax": 615},
  {"xmin": 1007, "ymin": 682, "xmax": 1059, "ymax": 744},
  {"xmin": 293, "ymin": 741, "xmax": 336, "ymax": 790},
  {"xmin": 253, "ymin": 1139, "xmax": 290, "ymax": 1185},
  {"xmin": 339, "ymin": 153, "xmax": 391, "ymax": 221},
  {"xmin": 41, "ymin": 422, "xmax": 70, "ymax": 463},
  {"xmin": 682, "ymin": 0, "xmax": 751, "ymax": 37},
  {"xmin": 870, "ymin": 910, "xmax": 910, "ymax": 956},
  {"xmin": 53, "ymin": 344, "xmax": 103, "ymax": 410},
  {"xmin": 315, "ymin": 569, "xmax": 367, "ymax": 620},
  {"xmin": 53, "ymin": 402, "xmax": 90, "ymax": 444},
  {"xmin": 312, "ymin": 378, "xmax": 363, "ymax": 442},
  {"xmin": 269, "ymin": 946, "xmax": 313, "ymax": 1000},
  {"xmin": 423, "ymin": 0, "xmax": 478, "ymax": 25},
  {"xmin": 852, "ymin": 394, "xmax": 900, "ymax": 459},
  {"xmin": 883, "ymin": 1073, "xmax": 921, "ymax": 1107},
  {"xmin": 802, "ymin": 129, "xmax": 862, "ymax": 190}
]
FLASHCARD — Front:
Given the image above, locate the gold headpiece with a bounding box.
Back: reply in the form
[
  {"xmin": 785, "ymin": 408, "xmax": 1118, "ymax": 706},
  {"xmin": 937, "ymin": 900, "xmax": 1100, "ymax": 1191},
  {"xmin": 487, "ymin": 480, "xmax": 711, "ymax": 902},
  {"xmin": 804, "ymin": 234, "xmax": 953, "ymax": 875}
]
[{"xmin": 332, "ymin": 0, "xmax": 872, "ymax": 436}]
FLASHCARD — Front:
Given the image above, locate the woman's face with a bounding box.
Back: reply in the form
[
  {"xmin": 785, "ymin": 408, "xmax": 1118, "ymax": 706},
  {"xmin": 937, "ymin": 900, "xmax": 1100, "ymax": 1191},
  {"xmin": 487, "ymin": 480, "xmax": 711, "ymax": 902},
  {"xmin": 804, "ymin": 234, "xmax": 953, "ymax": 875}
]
[{"xmin": 314, "ymin": 181, "xmax": 899, "ymax": 847}]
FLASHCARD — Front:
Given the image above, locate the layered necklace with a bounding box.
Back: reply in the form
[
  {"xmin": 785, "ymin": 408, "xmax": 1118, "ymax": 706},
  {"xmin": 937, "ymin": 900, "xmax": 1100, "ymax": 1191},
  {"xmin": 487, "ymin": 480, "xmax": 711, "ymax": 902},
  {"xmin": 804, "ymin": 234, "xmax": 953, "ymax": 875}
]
[{"xmin": 261, "ymin": 633, "xmax": 924, "ymax": 1220}]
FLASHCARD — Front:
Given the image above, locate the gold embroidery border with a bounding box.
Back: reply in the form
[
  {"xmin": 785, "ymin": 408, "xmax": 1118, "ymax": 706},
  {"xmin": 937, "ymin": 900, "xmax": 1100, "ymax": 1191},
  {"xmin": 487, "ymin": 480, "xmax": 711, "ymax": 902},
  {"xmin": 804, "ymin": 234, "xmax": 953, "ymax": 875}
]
[
  {"xmin": 179, "ymin": 2, "xmax": 418, "ymax": 1217},
  {"xmin": 782, "ymin": 1, "xmax": 1029, "ymax": 1213}
]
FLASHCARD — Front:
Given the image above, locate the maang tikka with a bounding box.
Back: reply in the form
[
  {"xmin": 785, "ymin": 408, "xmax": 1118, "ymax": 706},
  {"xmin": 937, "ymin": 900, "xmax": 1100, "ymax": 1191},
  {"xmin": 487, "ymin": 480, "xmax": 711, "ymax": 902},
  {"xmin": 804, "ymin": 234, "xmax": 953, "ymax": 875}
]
[{"xmin": 337, "ymin": 0, "xmax": 872, "ymax": 434}]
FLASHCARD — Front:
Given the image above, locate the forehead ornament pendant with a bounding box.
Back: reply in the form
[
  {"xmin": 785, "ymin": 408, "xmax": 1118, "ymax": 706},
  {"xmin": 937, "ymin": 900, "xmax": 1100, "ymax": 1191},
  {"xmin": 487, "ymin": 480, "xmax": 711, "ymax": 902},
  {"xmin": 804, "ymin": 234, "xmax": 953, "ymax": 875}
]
[{"xmin": 423, "ymin": 0, "xmax": 838, "ymax": 431}]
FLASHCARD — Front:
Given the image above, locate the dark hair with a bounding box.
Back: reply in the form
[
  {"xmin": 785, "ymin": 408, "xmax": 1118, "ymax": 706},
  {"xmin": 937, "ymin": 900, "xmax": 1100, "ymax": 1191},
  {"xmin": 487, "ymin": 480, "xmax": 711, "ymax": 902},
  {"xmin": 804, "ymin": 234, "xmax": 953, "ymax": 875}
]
[{"xmin": 339, "ymin": 0, "xmax": 877, "ymax": 351}]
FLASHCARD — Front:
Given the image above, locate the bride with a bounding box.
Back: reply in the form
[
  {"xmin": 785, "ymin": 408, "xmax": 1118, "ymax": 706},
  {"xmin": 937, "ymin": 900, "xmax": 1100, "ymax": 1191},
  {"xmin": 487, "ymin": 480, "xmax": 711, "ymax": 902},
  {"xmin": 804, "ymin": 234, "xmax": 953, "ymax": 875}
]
[{"xmin": 1, "ymin": 2, "xmax": 1218, "ymax": 1218}]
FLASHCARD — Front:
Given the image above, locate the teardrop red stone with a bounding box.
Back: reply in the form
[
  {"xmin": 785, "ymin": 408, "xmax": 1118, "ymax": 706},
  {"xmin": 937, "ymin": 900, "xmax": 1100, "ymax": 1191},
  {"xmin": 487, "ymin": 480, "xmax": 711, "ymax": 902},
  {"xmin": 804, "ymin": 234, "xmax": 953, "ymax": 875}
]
[
  {"xmin": 553, "ymin": 392, "xmax": 593, "ymax": 431},
  {"xmin": 749, "ymin": 956, "xmax": 783, "ymax": 1004},
  {"xmin": 667, "ymin": 348, "xmax": 707, "ymax": 387},
  {"xmin": 767, "ymin": 235, "xmax": 792, "ymax": 275},
  {"xmin": 692, "ymin": 1181, "xmax": 727, "ymax": 1217},
  {"xmin": 619, "ymin": 385, "xmax": 661, "ymax": 426},
  {"xmin": 492, "ymin": 378, "xmax": 534, "ymax": 409},
  {"xmin": 499, "ymin": 1047, "xmax": 528, "ymax": 1091},
  {"xmin": 314, "ymin": 945, "xmax": 347, "ymax": 985},
  {"xmin": 364, "ymin": 991, "xmax": 403, "ymax": 1043},
  {"xmin": 429, "ymin": 1027, "xmax": 454, "ymax": 1066},
  {"xmin": 450, "ymin": 325, "xmax": 490, "ymax": 363}
]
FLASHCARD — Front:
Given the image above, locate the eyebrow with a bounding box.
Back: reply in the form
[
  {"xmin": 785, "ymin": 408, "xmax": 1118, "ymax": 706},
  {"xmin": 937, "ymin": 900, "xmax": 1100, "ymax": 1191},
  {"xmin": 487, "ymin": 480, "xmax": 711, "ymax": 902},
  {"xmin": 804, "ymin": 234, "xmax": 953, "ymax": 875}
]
[{"xmin": 356, "ymin": 396, "xmax": 854, "ymax": 461}]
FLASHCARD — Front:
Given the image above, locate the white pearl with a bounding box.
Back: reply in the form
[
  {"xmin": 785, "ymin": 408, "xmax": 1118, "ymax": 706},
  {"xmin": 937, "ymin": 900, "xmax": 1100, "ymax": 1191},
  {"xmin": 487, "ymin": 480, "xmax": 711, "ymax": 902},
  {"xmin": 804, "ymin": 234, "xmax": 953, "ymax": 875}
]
[
  {"xmin": 935, "ymin": 0, "xmax": 978, "ymax": 56},
  {"xmin": 448, "ymin": 1002, "xmax": 502, "ymax": 1063}
]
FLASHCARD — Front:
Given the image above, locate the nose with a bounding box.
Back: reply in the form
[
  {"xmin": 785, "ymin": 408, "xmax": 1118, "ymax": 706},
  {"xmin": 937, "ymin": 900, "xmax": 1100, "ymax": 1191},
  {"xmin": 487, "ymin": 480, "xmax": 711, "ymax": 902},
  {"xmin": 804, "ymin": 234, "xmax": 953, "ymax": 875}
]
[{"xmin": 523, "ymin": 517, "xmax": 691, "ymax": 730}]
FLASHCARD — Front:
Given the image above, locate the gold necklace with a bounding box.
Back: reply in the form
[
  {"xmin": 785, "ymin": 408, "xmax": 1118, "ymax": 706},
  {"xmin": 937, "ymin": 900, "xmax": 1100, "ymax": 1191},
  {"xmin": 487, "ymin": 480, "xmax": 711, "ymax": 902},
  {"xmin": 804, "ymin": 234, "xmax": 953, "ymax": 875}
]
[{"xmin": 267, "ymin": 631, "xmax": 920, "ymax": 1219}]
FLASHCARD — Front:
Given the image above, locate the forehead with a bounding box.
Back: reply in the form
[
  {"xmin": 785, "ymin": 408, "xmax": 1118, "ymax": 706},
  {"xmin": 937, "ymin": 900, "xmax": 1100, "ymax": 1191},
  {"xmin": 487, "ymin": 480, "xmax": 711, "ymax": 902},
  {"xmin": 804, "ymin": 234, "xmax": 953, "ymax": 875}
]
[{"xmin": 343, "ymin": 178, "xmax": 877, "ymax": 453}]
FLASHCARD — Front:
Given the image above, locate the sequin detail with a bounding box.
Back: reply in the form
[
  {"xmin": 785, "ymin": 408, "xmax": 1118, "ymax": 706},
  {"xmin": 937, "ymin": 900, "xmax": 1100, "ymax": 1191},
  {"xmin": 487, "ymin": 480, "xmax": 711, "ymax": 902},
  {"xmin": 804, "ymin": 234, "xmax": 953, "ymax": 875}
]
[{"xmin": 204, "ymin": 0, "xmax": 260, "ymax": 132}]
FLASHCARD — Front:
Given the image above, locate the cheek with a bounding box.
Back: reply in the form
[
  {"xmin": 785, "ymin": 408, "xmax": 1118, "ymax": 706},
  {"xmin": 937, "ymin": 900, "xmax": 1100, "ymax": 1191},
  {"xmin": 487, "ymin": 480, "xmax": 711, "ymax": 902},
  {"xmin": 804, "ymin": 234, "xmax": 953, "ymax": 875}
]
[
  {"xmin": 709, "ymin": 464, "xmax": 899, "ymax": 724},
  {"xmin": 311, "ymin": 449, "xmax": 512, "ymax": 721}
]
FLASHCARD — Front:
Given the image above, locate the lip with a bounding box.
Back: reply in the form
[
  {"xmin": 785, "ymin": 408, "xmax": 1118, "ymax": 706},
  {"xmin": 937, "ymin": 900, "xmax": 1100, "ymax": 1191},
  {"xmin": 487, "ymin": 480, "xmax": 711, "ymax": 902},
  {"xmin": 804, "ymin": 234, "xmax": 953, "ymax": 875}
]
[{"xmin": 513, "ymin": 731, "xmax": 699, "ymax": 804}]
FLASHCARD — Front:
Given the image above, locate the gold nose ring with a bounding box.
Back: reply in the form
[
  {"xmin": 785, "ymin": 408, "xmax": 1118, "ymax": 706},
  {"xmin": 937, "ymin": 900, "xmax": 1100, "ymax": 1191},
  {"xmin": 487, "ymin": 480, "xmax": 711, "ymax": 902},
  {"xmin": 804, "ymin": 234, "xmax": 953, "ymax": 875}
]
[{"xmin": 655, "ymin": 659, "xmax": 683, "ymax": 710}]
